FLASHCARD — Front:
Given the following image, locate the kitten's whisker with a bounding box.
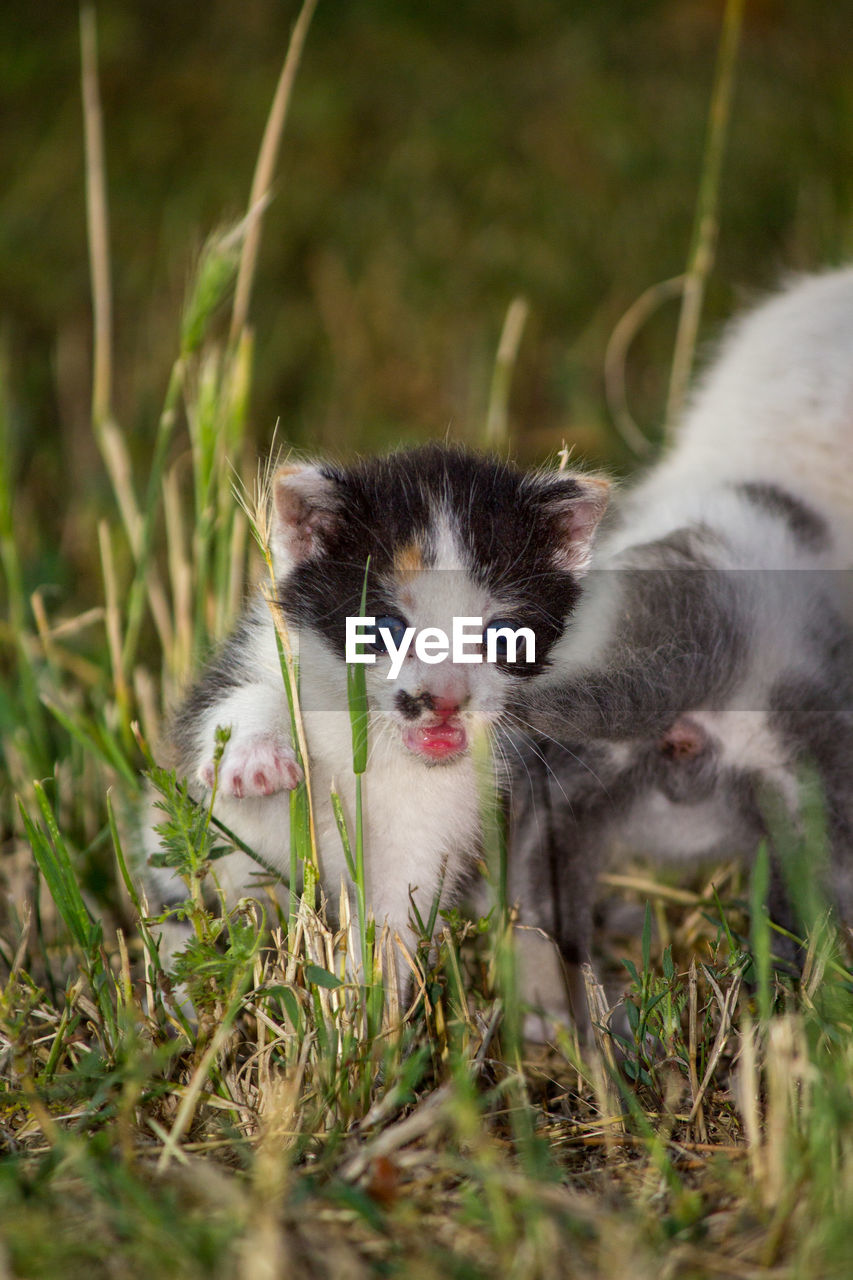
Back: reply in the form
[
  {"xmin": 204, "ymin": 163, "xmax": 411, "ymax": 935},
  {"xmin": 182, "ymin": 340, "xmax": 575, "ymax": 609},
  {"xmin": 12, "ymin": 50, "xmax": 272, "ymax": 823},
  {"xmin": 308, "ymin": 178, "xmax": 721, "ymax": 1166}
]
[{"xmin": 500, "ymin": 711, "xmax": 611, "ymax": 798}]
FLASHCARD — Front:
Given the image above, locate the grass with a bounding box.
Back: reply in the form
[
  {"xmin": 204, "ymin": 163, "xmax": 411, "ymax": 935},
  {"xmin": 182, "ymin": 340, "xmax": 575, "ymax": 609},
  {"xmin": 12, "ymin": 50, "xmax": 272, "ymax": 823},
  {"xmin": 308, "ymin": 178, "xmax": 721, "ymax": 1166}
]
[
  {"xmin": 3, "ymin": 6, "xmax": 853, "ymax": 1278},
  {"xmin": 4, "ymin": 805, "xmax": 853, "ymax": 1278}
]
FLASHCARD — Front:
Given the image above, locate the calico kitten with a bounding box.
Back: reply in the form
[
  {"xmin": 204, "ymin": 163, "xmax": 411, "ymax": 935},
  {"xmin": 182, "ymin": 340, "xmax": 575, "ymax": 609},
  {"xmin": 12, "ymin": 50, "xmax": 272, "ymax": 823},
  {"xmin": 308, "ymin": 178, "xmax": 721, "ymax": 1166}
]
[
  {"xmin": 509, "ymin": 268, "xmax": 853, "ymax": 1029},
  {"xmin": 144, "ymin": 443, "xmax": 609, "ymax": 995}
]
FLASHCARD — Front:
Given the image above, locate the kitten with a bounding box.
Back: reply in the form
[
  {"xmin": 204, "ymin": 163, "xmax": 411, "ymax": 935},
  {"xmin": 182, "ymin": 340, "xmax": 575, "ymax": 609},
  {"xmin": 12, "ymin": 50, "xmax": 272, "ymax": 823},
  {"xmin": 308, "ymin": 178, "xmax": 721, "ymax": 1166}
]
[
  {"xmin": 144, "ymin": 443, "xmax": 609, "ymax": 997},
  {"xmin": 508, "ymin": 268, "xmax": 853, "ymax": 1029}
]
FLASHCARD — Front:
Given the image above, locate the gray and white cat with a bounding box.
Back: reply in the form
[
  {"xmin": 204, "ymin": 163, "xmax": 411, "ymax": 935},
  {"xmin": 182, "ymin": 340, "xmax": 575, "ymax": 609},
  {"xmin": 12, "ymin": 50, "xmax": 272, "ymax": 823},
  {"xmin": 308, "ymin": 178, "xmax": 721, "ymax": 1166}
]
[
  {"xmin": 144, "ymin": 444, "xmax": 609, "ymax": 995},
  {"xmin": 509, "ymin": 268, "xmax": 853, "ymax": 1029}
]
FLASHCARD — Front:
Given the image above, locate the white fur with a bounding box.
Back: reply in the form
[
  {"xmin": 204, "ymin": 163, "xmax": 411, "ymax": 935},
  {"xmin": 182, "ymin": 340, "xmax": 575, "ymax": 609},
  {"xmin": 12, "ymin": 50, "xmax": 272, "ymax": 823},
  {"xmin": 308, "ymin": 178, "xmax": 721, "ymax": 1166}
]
[
  {"xmin": 613, "ymin": 267, "xmax": 853, "ymax": 565},
  {"xmin": 600, "ymin": 271, "xmax": 853, "ymax": 846},
  {"xmin": 547, "ymin": 269, "xmax": 853, "ymax": 688}
]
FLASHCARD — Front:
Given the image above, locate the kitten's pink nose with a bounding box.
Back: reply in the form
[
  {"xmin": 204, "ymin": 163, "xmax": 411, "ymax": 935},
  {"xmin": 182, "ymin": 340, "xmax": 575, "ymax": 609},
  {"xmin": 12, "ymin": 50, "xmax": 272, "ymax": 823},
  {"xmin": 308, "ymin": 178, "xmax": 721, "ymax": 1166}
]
[{"xmin": 430, "ymin": 696, "xmax": 461, "ymax": 721}]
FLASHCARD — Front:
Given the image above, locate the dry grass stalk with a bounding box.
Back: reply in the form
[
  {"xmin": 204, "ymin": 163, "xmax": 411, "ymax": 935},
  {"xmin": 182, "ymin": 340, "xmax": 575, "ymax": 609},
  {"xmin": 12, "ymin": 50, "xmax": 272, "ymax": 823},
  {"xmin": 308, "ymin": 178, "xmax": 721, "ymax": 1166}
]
[
  {"xmin": 265, "ymin": 601, "xmax": 319, "ymax": 867},
  {"xmin": 603, "ymin": 274, "xmax": 684, "ymax": 457},
  {"xmin": 599, "ymin": 869, "xmax": 703, "ymax": 907},
  {"xmin": 97, "ymin": 519, "xmax": 130, "ymax": 713},
  {"xmin": 97, "ymin": 418, "xmax": 174, "ymax": 656},
  {"xmin": 377, "ymin": 927, "xmax": 401, "ymax": 1029},
  {"xmin": 38, "ymin": 607, "xmax": 105, "ymax": 643},
  {"xmin": 4, "ymin": 904, "xmax": 32, "ymax": 990},
  {"xmin": 764, "ymin": 1017, "xmax": 813, "ymax": 1211},
  {"xmin": 234, "ymin": 459, "xmax": 321, "ymax": 879},
  {"xmin": 664, "ymin": 0, "xmax": 745, "ymax": 435},
  {"xmin": 81, "ymin": 6, "xmax": 174, "ymax": 664},
  {"xmin": 163, "ymin": 465, "xmax": 195, "ymax": 684},
  {"xmin": 79, "ymin": 4, "xmax": 112, "ymax": 430},
  {"xmin": 230, "ymin": 0, "xmax": 320, "ymax": 341},
  {"xmin": 132, "ymin": 666, "xmax": 161, "ymax": 750},
  {"xmin": 156, "ymin": 1013, "xmax": 242, "ymax": 1173},
  {"xmin": 582, "ymin": 962, "xmax": 625, "ymax": 1147},
  {"xmin": 681, "ymin": 861, "xmax": 740, "ymax": 944},
  {"xmin": 687, "ymin": 957, "xmax": 707, "ymax": 1142},
  {"xmin": 1, "ymin": 617, "xmax": 102, "ymax": 690},
  {"xmin": 29, "ymin": 593, "xmax": 106, "ymax": 694},
  {"xmin": 115, "ymin": 927, "xmax": 133, "ymax": 1010},
  {"xmin": 485, "ymin": 295, "xmax": 529, "ymax": 449},
  {"xmin": 340, "ymin": 1084, "xmax": 454, "ymax": 1184},
  {"xmin": 236, "ymin": 1065, "xmax": 309, "ymax": 1280},
  {"xmin": 689, "ymin": 968, "xmax": 742, "ymax": 1124},
  {"xmin": 226, "ymin": 507, "xmax": 249, "ymax": 633}
]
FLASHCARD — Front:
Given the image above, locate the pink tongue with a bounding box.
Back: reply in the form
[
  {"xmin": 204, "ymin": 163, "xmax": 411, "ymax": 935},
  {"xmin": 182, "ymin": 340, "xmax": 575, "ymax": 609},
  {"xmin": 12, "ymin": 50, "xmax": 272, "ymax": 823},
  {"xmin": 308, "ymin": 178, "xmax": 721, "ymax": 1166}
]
[{"xmin": 404, "ymin": 721, "xmax": 468, "ymax": 760}]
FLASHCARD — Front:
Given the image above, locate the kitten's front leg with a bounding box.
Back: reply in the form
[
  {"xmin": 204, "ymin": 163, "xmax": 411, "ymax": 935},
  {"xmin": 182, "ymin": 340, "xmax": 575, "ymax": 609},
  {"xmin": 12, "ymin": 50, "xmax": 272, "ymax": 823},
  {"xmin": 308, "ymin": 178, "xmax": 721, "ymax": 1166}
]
[
  {"xmin": 174, "ymin": 664, "xmax": 302, "ymax": 802},
  {"xmin": 200, "ymin": 729, "xmax": 303, "ymax": 798}
]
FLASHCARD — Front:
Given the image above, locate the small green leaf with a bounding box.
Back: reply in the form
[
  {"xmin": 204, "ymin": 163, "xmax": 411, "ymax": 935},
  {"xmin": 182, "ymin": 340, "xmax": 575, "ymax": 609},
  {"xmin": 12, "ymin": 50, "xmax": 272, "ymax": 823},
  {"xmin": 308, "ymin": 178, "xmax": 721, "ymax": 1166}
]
[
  {"xmin": 304, "ymin": 963, "xmax": 343, "ymax": 991},
  {"xmin": 330, "ymin": 789, "xmax": 356, "ymax": 880},
  {"xmin": 277, "ymin": 986, "xmax": 304, "ymax": 1031},
  {"xmin": 662, "ymin": 946, "xmax": 675, "ymax": 981}
]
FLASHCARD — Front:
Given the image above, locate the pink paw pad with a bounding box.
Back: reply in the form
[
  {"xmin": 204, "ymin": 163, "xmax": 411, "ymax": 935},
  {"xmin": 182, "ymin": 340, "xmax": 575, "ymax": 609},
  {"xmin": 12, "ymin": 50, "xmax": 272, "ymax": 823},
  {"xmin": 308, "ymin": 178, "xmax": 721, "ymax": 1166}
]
[{"xmin": 200, "ymin": 734, "xmax": 303, "ymax": 798}]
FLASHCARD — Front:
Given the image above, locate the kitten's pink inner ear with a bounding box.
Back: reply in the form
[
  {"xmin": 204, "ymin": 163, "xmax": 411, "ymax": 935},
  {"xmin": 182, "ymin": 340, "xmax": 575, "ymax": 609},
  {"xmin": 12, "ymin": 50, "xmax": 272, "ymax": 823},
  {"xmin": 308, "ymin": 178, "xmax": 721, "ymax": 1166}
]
[
  {"xmin": 551, "ymin": 476, "xmax": 610, "ymax": 573},
  {"xmin": 272, "ymin": 465, "xmax": 340, "ymax": 563}
]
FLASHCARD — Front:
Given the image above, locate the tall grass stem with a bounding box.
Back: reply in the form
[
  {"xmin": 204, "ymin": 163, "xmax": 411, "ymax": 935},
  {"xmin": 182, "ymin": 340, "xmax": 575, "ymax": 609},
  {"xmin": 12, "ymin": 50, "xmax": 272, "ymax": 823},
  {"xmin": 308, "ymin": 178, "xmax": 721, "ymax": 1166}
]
[
  {"xmin": 485, "ymin": 296, "xmax": 528, "ymax": 450},
  {"xmin": 664, "ymin": 0, "xmax": 744, "ymax": 436},
  {"xmin": 80, "ymin": 3, "xmax": 112, "ymax": 430},
  {"xmin": 230, "ymin": 0, "xmax": 320, "ymax": 341}
]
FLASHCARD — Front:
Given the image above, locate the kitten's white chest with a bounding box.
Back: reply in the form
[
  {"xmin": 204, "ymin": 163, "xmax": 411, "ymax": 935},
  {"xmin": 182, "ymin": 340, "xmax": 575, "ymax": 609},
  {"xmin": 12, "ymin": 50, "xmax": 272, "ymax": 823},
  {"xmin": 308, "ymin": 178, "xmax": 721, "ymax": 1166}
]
[{"xmin": 304, "ymin": 718, "xmax": 482, "ymax": 938}]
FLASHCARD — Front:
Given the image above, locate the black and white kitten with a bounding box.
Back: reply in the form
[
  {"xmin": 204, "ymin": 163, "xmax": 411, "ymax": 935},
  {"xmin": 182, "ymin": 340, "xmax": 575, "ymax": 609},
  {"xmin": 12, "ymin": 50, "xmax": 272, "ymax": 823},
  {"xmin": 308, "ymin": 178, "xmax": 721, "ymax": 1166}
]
[
  {"xmin": 144, "ymin": 443, "xmax": 609, "ymax": 991},
  {"xmin": 509, "ymin": 268, "xmax": 853, "ymax": 1028}
]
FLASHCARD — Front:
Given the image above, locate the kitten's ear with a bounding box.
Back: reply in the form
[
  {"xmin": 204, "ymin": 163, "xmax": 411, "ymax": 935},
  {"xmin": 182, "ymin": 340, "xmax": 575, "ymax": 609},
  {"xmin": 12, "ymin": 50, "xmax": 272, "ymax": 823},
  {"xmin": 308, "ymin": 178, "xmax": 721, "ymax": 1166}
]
[
  {"xmin": 271, "ymin": 464, "xmax": 341, "ymax": 566},
  {"xmin": 543, "ymin": 474, "xmax": 610, "ymax": 574}
]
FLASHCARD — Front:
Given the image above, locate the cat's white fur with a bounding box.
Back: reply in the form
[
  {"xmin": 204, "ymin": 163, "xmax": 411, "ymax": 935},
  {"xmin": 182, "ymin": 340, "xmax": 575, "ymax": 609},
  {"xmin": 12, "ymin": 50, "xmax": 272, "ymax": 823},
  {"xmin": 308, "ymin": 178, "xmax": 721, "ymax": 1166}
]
[
  {"xmin": 638, "ymin": 268, "xmax": 853, "ymax": 556},
  {"xmin": 543, "ymin": 269, "xmax": 853, "ymax": 715}
]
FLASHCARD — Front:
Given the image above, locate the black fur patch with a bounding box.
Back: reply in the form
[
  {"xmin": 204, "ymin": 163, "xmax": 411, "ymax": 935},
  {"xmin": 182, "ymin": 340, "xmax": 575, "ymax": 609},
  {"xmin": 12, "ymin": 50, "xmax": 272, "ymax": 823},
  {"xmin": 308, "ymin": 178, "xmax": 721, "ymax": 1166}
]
[
  {"xmin": 170, "ymin": 605, "xmax": 267, "ymax": 764},
  {"xmin": 735, "ymin": 482, "xmax": 829, "ymax": 552},
  {"xmin": 395, "ymin": 689, "xmax": 430, "ymax": 720}
]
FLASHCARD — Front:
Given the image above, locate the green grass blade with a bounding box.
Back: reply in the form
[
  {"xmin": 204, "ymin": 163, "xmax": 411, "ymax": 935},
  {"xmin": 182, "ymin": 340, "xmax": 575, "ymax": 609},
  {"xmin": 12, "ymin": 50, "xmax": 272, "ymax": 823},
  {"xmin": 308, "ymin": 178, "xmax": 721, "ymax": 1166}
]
[
  {"xmin": 22, "ymin": 784, "xmax": 101, "ymax": 954},
  {"xmin": 0, "ymin": 349, "xmax": 51, "ymax": 773},
  {"xmin": 330, "ymin": 788, "xmax": 357, "ymax": 882},
  {"xmin": 120, "ymin": 357, "xmax": 185, "ymax": 678},
  {"xmin": 750, "ymin": 841, "xmax": 773, "ymax": 1024},
  {"xmin": 42, "ymin": 696, "xmax": 138, "ymax": 790},
  {"xmin": 346, "ymin": 557, "xmax": 371, "ymax": 775}
]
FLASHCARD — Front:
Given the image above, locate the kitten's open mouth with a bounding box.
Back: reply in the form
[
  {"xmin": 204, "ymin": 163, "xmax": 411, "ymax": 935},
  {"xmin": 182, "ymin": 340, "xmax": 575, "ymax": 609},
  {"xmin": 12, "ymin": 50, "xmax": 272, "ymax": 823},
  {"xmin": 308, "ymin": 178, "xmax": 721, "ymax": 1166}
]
[{"xmin": 403, "ymin": 719, "xmax": 468, "ymax": 762}]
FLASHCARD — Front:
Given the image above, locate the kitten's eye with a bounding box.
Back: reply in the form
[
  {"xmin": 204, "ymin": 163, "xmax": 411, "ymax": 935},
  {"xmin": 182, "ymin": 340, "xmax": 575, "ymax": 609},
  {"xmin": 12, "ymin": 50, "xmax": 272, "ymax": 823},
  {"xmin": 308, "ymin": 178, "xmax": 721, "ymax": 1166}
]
[
  {"xmin": 483, "ymin": 617, "xmax": 525, "ymax": 663},
  {"xmin": 373, "ymin": 615, "xmax": 410, "ymax": 654}
]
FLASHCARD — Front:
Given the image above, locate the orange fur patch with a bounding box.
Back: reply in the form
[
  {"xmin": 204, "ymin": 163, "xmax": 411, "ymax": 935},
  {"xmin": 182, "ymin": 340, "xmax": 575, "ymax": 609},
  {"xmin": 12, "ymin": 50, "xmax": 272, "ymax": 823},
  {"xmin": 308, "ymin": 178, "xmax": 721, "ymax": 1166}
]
[{"xmin": 394, "ymin": 542, "xmax": 424, "ymax": 576}]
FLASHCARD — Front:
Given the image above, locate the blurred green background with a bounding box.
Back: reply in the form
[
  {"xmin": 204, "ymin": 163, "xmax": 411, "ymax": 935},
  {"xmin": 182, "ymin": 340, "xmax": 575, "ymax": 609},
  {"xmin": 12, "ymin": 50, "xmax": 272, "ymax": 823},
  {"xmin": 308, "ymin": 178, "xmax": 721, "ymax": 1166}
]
[{"xmin": 2, "ymin": 0, "xmax": 852, "ymax": 613}]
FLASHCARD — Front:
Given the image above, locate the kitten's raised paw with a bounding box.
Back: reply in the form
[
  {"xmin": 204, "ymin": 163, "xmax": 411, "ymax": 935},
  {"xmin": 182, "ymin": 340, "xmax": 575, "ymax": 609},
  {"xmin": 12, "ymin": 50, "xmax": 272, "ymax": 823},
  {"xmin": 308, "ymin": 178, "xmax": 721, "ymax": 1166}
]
[{"xmin": 200, "ymin": 733, "xmax": 303, "ymax": 798}]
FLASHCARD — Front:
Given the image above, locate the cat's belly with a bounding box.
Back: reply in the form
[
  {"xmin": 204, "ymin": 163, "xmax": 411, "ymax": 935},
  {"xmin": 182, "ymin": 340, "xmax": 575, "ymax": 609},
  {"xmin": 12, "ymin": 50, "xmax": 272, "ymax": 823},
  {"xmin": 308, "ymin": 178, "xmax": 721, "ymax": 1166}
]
[{"xmin": 611, "ymin": 787, "xmax": 757, "ymax": 866}]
